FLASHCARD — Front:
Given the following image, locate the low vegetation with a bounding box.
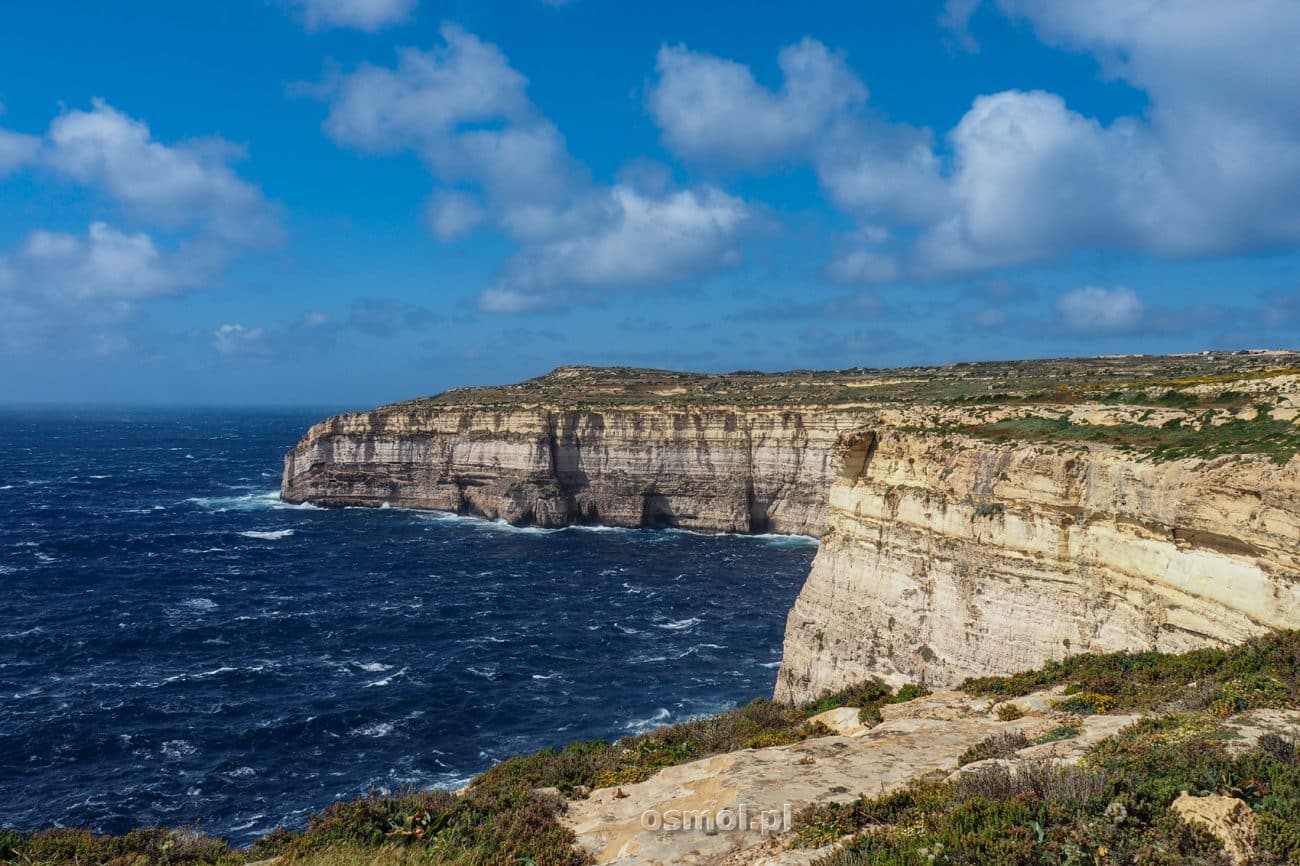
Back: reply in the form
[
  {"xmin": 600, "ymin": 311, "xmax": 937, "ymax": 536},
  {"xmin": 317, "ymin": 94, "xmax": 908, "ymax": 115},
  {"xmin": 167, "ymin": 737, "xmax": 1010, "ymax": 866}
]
[
  {"xmin": 959, "ymin": 410, "xmax": 1300, "ymax": 463},
  {"xmin": 379, "ymin": 352, "xmax": 1300, "ymax": 413},
  {"xmin": 962, "ymin": 630, "xmax": 1300, "ymax": 716},
  {"xmin": 793, "ymin": 632, "xmax": 1300, "ymax": 865},
  {"xmin": 957, "ymin": 731, "xmax": 1031, "ymax": 767},
  {"xmin": 793, "ymin": 722, "xmax": 1300, "ymax": 865},
  {"xmin": 9, "ymin": 635, "xmax": 1300, "ymax": 865},
  {"xmin": 0, "ymin": 680, "xmax": 922, "ymax": 866}
]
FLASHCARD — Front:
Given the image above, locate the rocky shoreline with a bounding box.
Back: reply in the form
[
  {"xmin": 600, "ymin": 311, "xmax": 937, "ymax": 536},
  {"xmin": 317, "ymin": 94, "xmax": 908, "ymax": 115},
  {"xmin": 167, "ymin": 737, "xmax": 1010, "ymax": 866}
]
[{"xmin": 283, "ymin": 354, "xmax": 1300, "ymax": 695}]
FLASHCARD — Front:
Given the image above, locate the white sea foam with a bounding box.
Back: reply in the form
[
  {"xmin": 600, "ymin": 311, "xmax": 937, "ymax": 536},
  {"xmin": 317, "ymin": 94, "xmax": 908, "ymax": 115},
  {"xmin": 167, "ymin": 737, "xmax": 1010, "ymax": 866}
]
[
  {"xmin": 625, "ymin": 708, "xmax": 671, "ymax": 730},
  {"xmin": 365, "ymin": 666, "xmax": 408, "ymax": 688},
  {"xmin": 228, "ymin": 815, "xmax": 266, "ymax": 832},
  {"xmin": 162, "ymin": 666, "xmax": 237, "ymax": 684},
  {"xmin": 161, "ymin": 739, "xmax": 196, "ymax": 759},
  {"xmin": 185, "ymin": 490, "xmax": 319, "ymax": 512},
  {"xmin": 183, "ymin": 598, "xmax": 218, "ymax": 612},
  {"xmin": 654, "ymin": 616, "xmax": 702, "ymax": 631},
  {"xmin": 351, "ymin": 722, "xmax": 394, "ymax": 738},
  {"xmin": 239, "ymin": 529, "xmax": 295, "ymax": 540},
  {"xmin": 466, "ymin": 664, "xmax": 499, "ymax": 680},
  {"xmin": 354, "ymin": 661, "xmax": 393, "ymax": 673}
]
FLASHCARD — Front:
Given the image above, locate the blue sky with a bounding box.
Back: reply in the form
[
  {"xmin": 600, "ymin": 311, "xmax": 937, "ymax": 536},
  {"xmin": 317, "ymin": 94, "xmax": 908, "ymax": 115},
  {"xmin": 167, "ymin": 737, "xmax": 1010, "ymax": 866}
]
[{"xmin": 1, "ymin": 0, "xmax": 1298, "ymax": 406}]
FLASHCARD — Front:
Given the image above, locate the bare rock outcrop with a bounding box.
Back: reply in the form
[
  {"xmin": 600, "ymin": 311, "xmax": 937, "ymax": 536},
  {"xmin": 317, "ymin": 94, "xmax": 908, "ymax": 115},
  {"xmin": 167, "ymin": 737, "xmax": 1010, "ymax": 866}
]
[
  {"xmin": 775, "ymin": 430, "xmax": 1300, "ymax": 702},
  {"xmin": 1171, "ymin": 793, "xmax": 1260, "ymax": 865},
  {"xmin": 282, "ymin": 407, "xmax": 870, "ymax": 536}
]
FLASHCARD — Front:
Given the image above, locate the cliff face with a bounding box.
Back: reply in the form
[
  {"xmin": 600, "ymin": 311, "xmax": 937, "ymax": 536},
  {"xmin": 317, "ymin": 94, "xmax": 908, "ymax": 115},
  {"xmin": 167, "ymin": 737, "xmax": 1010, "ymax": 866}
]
[
  {"xmin": 281, "ymin": 406, "xmax": 870, "ymax": 536},
  {"xmin": 775, "ymin": 430, "xmax": 1300, "ymax": 702}
]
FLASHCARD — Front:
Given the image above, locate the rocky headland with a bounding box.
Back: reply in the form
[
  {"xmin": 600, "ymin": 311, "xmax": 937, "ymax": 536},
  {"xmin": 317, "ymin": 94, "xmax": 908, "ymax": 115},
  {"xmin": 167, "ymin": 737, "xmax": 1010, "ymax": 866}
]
[
  {"xmin": 283, "ymin": 352, "xmax": 1300, "ymax": 691},
  {"xmin": 13, "ymin": 352, "xmax": 1300, "ymax": 865}
]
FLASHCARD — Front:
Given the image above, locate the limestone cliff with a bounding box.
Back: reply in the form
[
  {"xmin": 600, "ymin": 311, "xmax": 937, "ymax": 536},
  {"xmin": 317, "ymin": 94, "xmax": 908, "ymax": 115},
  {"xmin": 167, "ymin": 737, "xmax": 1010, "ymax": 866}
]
[
  {"xmin": 281, "ymin": 405, "xmax": 870, "ymax": 535},
  {"xmin": 775, "ymin": 429, "xmax": 1300, "ymax": 701},
  {"xmin": 283, "ymin": 356, "xmax": 1300, "ymax": 698}
]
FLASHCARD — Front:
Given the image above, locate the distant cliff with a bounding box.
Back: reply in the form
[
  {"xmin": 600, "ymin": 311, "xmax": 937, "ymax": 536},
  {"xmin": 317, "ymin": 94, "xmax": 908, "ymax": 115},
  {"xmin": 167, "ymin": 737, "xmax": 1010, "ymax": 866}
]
[
  {"xmin": 283, "ymin": 355, "xmax": 1300, "ymax": 695},
  {"xmin": 281, "ymin": 405, "xmax": 870, "ymax": 535}
]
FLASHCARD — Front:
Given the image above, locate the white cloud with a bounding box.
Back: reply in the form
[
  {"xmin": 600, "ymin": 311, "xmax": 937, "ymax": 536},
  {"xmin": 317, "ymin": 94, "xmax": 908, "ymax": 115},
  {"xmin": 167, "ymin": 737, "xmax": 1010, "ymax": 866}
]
[
  {"xmin": 648, "ymin": 38, "xmax": 945, "ymax": 225},
  {"xmin": 0, "ymin": 128, "xmax": 39, "ymax": 175},
  {"xmin": 650, "ymin": 39, "xmax": 867, "ymax": 168},
  {"xmin": 213, "ymin": 323, "xmax": 269, "ymax": 355},
  {"xmin": 426, "ymin": 190, "xmax": 486, "ymax": 239},
  {"xmin": 3, "ymin": 222, "xmax": 188, "ymax": 303},
  {"xmin": 45, "ymin": 99, "xmax": 282, "ymax": 245},
  {"xmin": 0, "ymin": 102, "xmax": 280, "ymax": 353},
  {"xmin": 320, "ymin": 26, "xmax": 753, "ymax": 311},
  {"xmin": 1056, "ymin": 286, "xmax": 1144, "ymax": 333},
  {"xmin": 0, "ymin": 222, "xmax": 199, "ymax": 353},
  {"xmin": 287, "ymin": 0, "xmax": 415, "ymax": 31},
  {"xmin": 480, "ymin": 185, "xmax": 749, "ymax": 312},
  {"xmin": 650, "ymin": 5, "xmax": 1300, "ymax": 282}
]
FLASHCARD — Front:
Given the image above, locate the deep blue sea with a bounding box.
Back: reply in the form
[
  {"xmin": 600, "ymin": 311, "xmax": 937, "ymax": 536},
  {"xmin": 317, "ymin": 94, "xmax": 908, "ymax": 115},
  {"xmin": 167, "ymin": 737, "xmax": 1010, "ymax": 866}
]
[{"xmin": 0, "ymin": 409, "xmax": 816, "ymax": 844}]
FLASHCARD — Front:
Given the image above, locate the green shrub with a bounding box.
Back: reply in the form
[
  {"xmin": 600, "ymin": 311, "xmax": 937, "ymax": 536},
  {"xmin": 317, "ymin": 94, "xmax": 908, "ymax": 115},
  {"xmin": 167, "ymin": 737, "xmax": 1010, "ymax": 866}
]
[
  {"xmin": 995, "ymin": 703, "xmax": 1024, "ymax": 721},
  {"xmin": 957, "ymin": 731, "xmax": 1030, "ymax": 766},
  {"xmin": 963, "ymin": 630, "xmax": 1300, "ymax": 715}
]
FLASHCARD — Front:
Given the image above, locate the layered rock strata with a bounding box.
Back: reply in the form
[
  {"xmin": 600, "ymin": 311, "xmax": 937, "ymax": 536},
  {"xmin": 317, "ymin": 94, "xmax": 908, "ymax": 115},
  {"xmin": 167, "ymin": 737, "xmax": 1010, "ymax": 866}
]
[
  {"xmin": 281, "ymin": 407, "xmax": 871, "ymax": 536},
  {"xmin": 775, "ymin": 430, "xmax": 1300, "ymax": 701}
]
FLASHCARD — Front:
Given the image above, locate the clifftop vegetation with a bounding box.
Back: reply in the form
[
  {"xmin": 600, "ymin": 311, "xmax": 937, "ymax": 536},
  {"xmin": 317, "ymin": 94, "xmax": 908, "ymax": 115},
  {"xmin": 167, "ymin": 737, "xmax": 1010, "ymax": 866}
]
[
  {"xmin": 380, "ymin": 351, "xmax": 1300, "ymax": 413},
  {"xmin": 7, "ymin": 633, "xmax": 1300, "ymax": 865}
]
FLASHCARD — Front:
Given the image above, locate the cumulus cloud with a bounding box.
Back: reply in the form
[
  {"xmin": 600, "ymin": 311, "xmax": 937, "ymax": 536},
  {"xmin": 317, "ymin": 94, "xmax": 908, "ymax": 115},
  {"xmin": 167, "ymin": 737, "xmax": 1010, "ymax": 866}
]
[
  {"xmin": 650, "ymin": 2, "xmax": 1300, "ymax": 282},
  {"xmin": 287, "ymin": 0, "xmax": 416, "ymax": 31},
  {"xmin": 319, "ymin": 25, "xmax": 753, "ymax": 311},
  {"xmin": 44, "ymin": 100, "xmax": 282, "ymax": 245},
  {"xmin": 650, "ymin": 39, "xmax": 867, "ymax": 168},
  {"xmin": 1056, "ymin": 286, "xmax": 1144, "ymax": 333},
  {"xmin": 650, "ymin": 38, "xmax": 946, "ymax": 228},
  {"xmin": 0, "ymin": 102, "xmax": 280, "ymax": 353},
  {"xmin": 0, "ymin": 222, "xmax": 189, "ymax": 353},
  {"xmin": 480, "ymin": 185, "xmax": 748, "ymax": 312},
  {"xmin": 0, "ymin": 128, "xmax": 39, "ymax": 175}
]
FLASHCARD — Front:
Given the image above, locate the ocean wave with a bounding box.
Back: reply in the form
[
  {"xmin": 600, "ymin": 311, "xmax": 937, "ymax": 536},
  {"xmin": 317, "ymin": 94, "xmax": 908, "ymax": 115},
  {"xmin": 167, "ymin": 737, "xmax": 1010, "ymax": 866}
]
[
  {"xmin": 227, "ymin": 815, "xmax": 266, "ymax": 833},
  {"xmin": 353, "ymin": 661, "xmax": 393, "ymax": 673},
  {"xmin": 365, "ymin": 666, "xmax": 408, "ymax": 688},
  {"xmin": 185, "ymin": 490, "xmax": 320, "ymax": 512},
  {"xmin": 161, "ymin": 666, "xmax": 238, "ymax": 684},
  {"xmin": 350, "ymin": 722, "xmax": 394, "ymax": 738},
  {"xmin": 654, "ymin": 616, "xmax": 702, "ymax": 631},
  {"xmin": 161, "ymin": 739, "xmax": 197, "ymax": 759},
  {"xmin": 624, "ymin": 707, "xmax": 671, "ymax": 731},
  {"xmin": 239, "ymin": 529, "xmax": 295, "ymax": 540}
]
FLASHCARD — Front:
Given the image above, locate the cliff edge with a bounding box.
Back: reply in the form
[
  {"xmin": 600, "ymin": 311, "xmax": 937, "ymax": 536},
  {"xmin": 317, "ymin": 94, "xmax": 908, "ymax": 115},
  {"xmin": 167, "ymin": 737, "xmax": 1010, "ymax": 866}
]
[{"xmin": 283, "ymin": 353, "xmax": 1300, "ymax": 692}]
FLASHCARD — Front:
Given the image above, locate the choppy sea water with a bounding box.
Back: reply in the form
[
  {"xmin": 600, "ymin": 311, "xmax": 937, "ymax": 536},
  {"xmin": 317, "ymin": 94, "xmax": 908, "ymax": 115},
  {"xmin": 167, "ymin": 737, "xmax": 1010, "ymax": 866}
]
[{"xmin": 0, "ymin": 409, "xmax": 816, "ymax": 844}]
